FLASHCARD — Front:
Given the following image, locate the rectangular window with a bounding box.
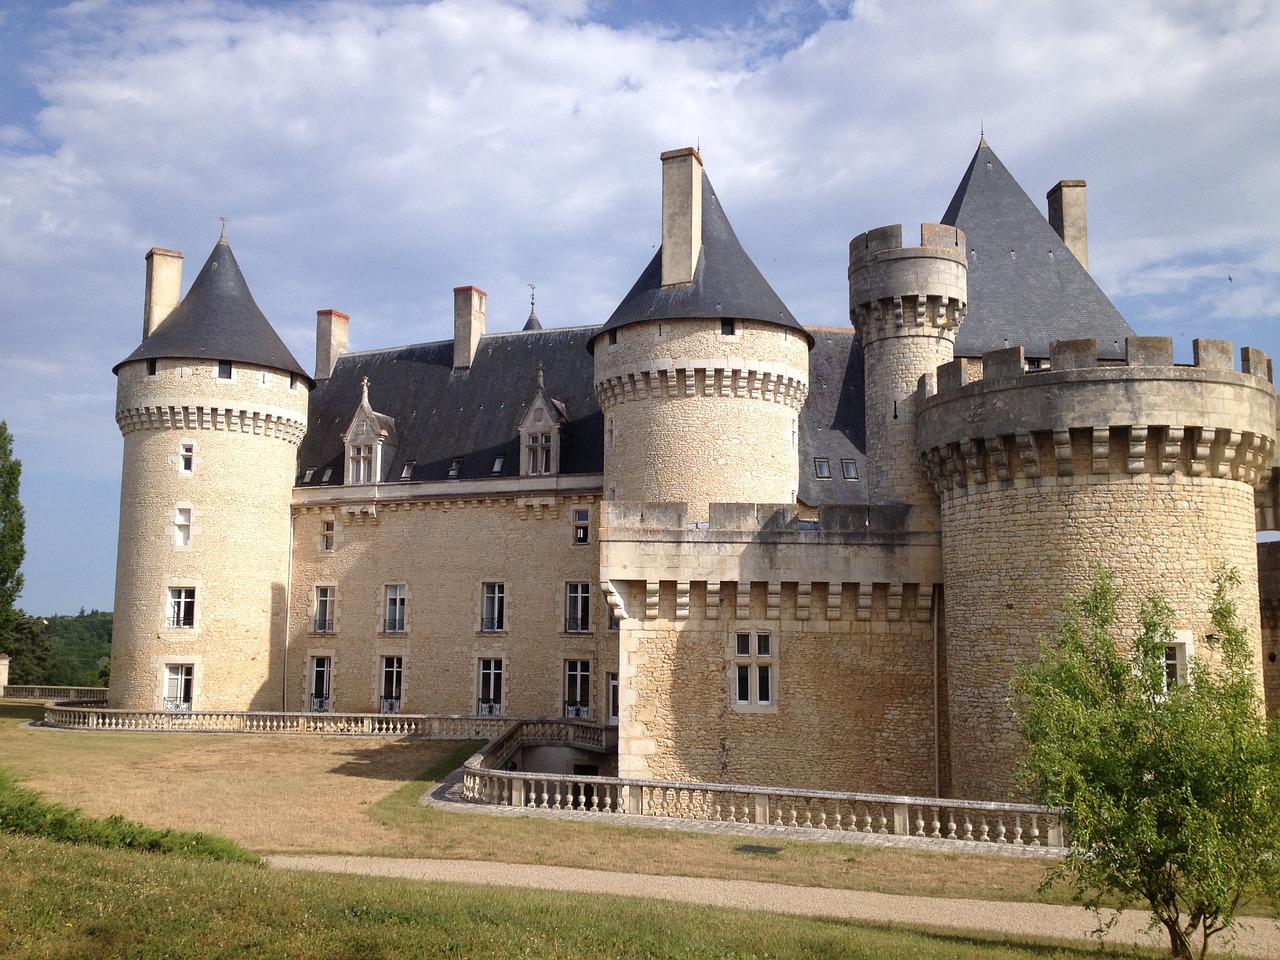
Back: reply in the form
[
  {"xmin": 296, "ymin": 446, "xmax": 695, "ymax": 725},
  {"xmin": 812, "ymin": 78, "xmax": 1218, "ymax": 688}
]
[
  {"xmin": 321, "ymin": 467, "xmax": 333, "ymax": 483},
  {"xmin": 180, "ymin": 443, "xmax": 194, "ymax": 473},
  {"xmin": 385, "ymin": 585, "xmax": 406, "ymax": 633},
  {"xmin": 302, "ymin": 467, "xmax": 316, "ymax": 483},
  {"xmin": 566, "ymin": 582, "xmax": 590, "ymax": 633},
  {"xmin": 814, "ymin": 457, "xmax": 831, "ymax": 479},
  {"xmin": 321, "ymin": 520, "xmax": 334, "ymax": 552},
  {"xmin": 380, "ymin": 656, "xmax": 402, "ymax": 714},
  {"xmin": 608, "ymin": 329, "xmax": 618, "ymax": 346},
  {"xmin": 217, "ymin": 360, "xmax": 233, "ymax": 379},
  {"xmin": 720, "ymin": 318, "xmax": 736, "ymax": 336},
  {"xmin": 841, "ymin": 459, "xmax": 859, "ymax": 481},
  {"xmin": 175, "ymin": 508, "xmax": 192, "ymax": 547},
  {"xmin": 167, "ymin": 588, "xmax": 195, "ymax": 629},
  {"xmin": 491, "ymin": 455, "xmax": 505, "ymax": 475},
  {"xmin": 400, "ymin": 461, "xmax": 415, "ymax": 480},
  {"xmin": 310, "ymin": 657, "xmax": 331, "ymax": 713},
  {"xmin": 481, "ymin": 582, "xmax": 505, "ymax": 631},
  {"xmin": 573, "ymin": 509, "xmax": 590, "ymax": 545},
  {"xmin": 528, "ymin": 433, "xmax": 553, "ymax": 475},
  {"xmin": 350, "ymin": 445, "xmax": 373, "ymax": 484},
  {"xmin": 732, "ymin": 631, "xmax": 776, "ymax": 708},
  {"xmin": 478, "ymin": 658, "xmax": 503, "ymax": 716},
  {"xmin": 565, "ymin": 660, "xmax": 590, "ymax": 718},
  {"xmin": 608, "ymin": 672, "xmax": 619, "ymax": 726},
  {"xmin": 146, "ymin": 358, "xmax": 158, "ymax": 377},
  {"xmin": 164, "ymin": 663, "xmax": 193, "ymax": 712},
  {"xmin": 315, "ymin": 587, "xmax": 334, "ymax": 633}
]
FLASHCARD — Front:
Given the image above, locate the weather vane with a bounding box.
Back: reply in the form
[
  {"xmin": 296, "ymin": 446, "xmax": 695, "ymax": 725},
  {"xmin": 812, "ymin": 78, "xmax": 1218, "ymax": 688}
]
[
  {"xmin": 528, "ymin": 283, "xmax": 536, "ymax": 310},
  {"xmin": 218, "ymin": 216, "xmax": 229, "ymax": 241}
]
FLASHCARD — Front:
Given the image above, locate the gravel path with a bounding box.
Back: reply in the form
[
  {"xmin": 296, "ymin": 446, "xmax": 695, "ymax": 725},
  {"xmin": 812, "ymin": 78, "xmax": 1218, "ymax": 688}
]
[{"xmin": 268, "ymin": 854, "xmax": 1280, "ymax": 957}]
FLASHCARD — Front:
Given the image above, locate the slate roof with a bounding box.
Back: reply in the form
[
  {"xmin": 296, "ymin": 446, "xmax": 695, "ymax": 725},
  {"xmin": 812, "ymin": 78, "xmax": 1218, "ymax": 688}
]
[
  {"xmin": 114, "ymin": 237, "xmax": 311, "ymax": 382},
  {"xmin": 297, "ymin": 322, "xmax": 869, "ymax": 502},
  {"xmin": 942, "ymin": 138, "xmax": 1133, "ymax": 361},
  {"xmin": 592, "ymin": 172, "xmax": 812, "ymax": 351}
]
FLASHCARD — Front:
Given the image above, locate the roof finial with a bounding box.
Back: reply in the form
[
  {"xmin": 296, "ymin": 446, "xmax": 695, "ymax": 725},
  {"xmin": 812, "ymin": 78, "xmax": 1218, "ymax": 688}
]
[
  {"xmin": 522, "ymin": 282, "xmax": 542, "ymax": 331},
  {"xmin": 536, "ymin": 361, "xmax": 544, "ymax": 390},
  {"xmin": 529, "ymin": 282, "xmax": 536, "ymax": 310},
  {"xmin": 361, "ymin": 376, "xmax": 370, "ymax": 404},
  {"xmin": 218, "ymin": 216, "xmax": 229, "ymax": 243}
]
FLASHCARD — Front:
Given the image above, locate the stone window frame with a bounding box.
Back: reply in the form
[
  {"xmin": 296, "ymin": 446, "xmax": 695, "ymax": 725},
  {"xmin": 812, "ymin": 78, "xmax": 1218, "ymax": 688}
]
[
  {"xmin": 607, "ymin": 671, "xmax": 619, "ymax": 726},
  {"xmin": 1163, "ymin": 629, "xmax": 1196, "ymax": 693},
  {"xmin": 161, "ymin": 660, "xmax": 196, "ymax": 713},
  {"xmin": 379, "ymin": 655, "xmax": 404, "ymax": 714},
  {"xmin": 730, "ymin": 629, "xmax": 778, "ymax": 714},
  {"xmin": 216, "ymin": 360, "xmax": 234, "ymax": 381},
  {"xmin": 313, "ymin": 584, "xmax": 337, "ymax": 634},
  {"xmin": 309, "ymin": 654, "xmax": 334, "ymax": 713},
  {"xmin": 177, "ymin": 439, "xmax": 197, "ymax": 475},
  {"xmin": 478, "ymin": 657, "xmax": 503, "ymax": 716},
  {"xmin": 320, "ymin": 518, "xmax": 335, "ymax": 552},
  {"xmin": 384, "ymin": 583, "xmax": 407, "ymax": 634},
  {"xmin": 164, "ymin": 584, "xmax": 198, "ymax": 632},
  {"xmin": 564, "ymin": 659, "xmax": 591, "ymax": 718},
  {"xmin": 572, "ymin": 508, "xmax": 590, "ymax": 545},
  {"xmin": 171, "ymin": 502, "xmax": 196, "ymax": 551},
  {"xmin": 480, "ymin": 582, "xmax": 506, "ymax": 633},
  {"xmin": 565, "ymin": 582, "xmax": 591, "ymax": 633},
  {"xmin": 349, "ymin": 444, "xmax": 375, "ymax": 484}
]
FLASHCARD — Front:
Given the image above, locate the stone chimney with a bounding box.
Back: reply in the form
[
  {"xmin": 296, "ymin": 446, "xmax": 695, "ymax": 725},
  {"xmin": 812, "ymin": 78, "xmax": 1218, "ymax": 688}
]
[
  {"xmin": 1047, "ymin": 180, "xmax": 1088, "ymax": 270},
  {"xmin": 453, "ymin": 286, "xmax": 487, "ymax": 370},
  {"xmin": 315, "ymin": 309, "xmax": 350, "ymax": 380},
  {"xmin": 143, "ymin": 247, "xmax": 183, "ymax": 339},
  {"xmin": 661, "ymin": 147, "xmax": 703, "ymax": 286}
]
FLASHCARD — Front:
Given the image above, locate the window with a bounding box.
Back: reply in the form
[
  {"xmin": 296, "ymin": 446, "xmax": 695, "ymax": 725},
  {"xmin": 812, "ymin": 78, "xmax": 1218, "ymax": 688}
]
[
  {"xmin": 814, "ymin": 458, "xmax": 831, "ymax": 479},
  {"xmin": 180, "ymin": 443, "xmax": 194, "ymax": 473},
  {"xmin": 733, "ymin": 631, "xmax": 776, "ymax": 708},
  {"xmin": 321, "ymin": 467, "xmax": 333, "ymax": 483},
  {"xmin": 289, "ymin": 373, "xmax": 300, "ymax": 392},
  {"xmin": 565, "ymin": 660, "xmax": 590, "ymax": 718},
  {"xmin": 841, "ymin": 459, "xmax": 859, "ymax": 481},
  {"xmin": 1163, "ymin": 646, "xmax": 1181, "ymax": 692},
  {"xmin": 217, "ymin": 360, "xmax": 233, "ymax": 379},
  {"xmin": 167, "ymin": 588, "xmax": 195, "ymax": 629},
  {"xmin": 315, "ymin": 587, "xmax": 334, "ymax": 633},
  {"xmin": 400, "ymin": 461, "xmax": 415, "ymax": 480},
  {"xmin": 310, "ymin": 657, "xmax": 332, "ymax": 713},
  {"xmin": 608, "ymin": 329, "xmax": 618, "ymax": 346},
  {"xmin": 174, "ymin": 507, "xmax": 192, "ymax": 547},
  {"xmin": 350, "ymin": 445, "xmax": 374, "ymax": 484},
  {"xmin": 448, "ymin": 457, "xmax": 462, "ymax": 479},
  {"xmin": 528, "ymin": 433, "xmax": 553, "ymax": 475},
  {"xmin": 146, "ymin": 358, "xmax": 158, "ymax": 377},
  {"xmin": 164, "ymin": 663, "xmax": 193, "ymax": 712},
  {"xmin": 478, "ymin": 659, "xmax": 502, "ymax": 716},
  {"xmin": 481, "ymin": 582, "xmax": 505, "ymax": 631},
  {"xmin": 385, "ymin": 585, "xmax": 406, "ymax": 633},
  {"xmin": 720, "ymin": 318, "xmax": 736, "ymax": 336},
  {"xmin": 566, "ymin": 582, "xmax": 590, "ymax": 632},
  {"xmin": 608, "ymin": 672, "xmax": 619, "ymax": 726},
  {"xmin": 573, "ymin": 509, "xmax": 590, "ymax": 545},
  {"xmin": 303, "ymin": 467, "xmax": 316, "ymax": 483},
  {"xmin": 491, "ymin": 455, "xmax": 505, "ymax": 475},
  {"xmin": 321, "ymin": 520, "xmax": 334, "ymax": 552},
  {"xmin": 380, "ymin": 656, "xmax": 402, "ymax": 714}
]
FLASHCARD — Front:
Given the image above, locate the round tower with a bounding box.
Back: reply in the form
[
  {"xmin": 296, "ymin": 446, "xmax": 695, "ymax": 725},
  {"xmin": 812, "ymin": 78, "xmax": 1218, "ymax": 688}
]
[
  {"xmin": 849, "ymin": 223, "xmax": 967, "ymax": 532},
  {"xmin": 917, "ymin": 336, "xmax": 1277, "ymax": 799},
  {"xmin": 110, "ymin": 236, "xmax": 311, "ymax": 711},
  {"xmin": 591, "ymin": 148, "xmax": 811, "ymax": 519}
]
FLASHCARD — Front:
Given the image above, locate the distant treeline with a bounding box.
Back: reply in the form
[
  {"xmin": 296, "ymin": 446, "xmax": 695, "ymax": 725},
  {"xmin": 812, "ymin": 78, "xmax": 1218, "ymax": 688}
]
[{"xmin": 3, "ymin": 610, "xmax": 111, "ymax": 687}]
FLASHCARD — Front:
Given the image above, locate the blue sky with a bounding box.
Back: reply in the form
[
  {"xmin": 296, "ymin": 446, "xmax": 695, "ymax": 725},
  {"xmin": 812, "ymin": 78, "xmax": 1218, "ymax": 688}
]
[{"xmin": 1, "ymin": 0, "xmax": 1278, "ymax": 614}]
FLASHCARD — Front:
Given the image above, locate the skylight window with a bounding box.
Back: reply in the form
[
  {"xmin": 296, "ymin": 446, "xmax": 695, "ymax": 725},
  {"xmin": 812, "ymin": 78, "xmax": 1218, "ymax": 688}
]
[
  {"xmin": 841, "ymin": 459, "xmax": 859, "ymax": 481},
  {"xmin": 303, "ymin": 467, "xmax": 316, "ymax": 483},
  {"xmin": 400, "ymin": 461, "xmax": 415, "ymax": 480},
  {"xmin": 814, "ymin": 458, "xmax": 831, "ymax": 479},
  {"xmin": 492, "ymin": 455, "xmax": 505, "ymax": 475}
]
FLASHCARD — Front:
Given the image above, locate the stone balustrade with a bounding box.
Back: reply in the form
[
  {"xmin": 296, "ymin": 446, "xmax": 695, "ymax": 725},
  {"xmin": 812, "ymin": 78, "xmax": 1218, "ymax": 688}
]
[
  {"xmin": 4, "ymin": 686, "xmax": 108, "ymax": 702},
  {"xmin": 41, "ymin": 703, "xmax": 515, "ymax": 738},
  {"xmin": 463, "ymin": 722, "xmax": 1066, "ymax": 849}
]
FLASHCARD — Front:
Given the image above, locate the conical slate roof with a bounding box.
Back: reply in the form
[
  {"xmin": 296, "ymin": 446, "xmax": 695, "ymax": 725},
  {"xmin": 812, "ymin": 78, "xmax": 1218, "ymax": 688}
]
[
  {"xmin": 942, "ymin": 138, "xmax": 1133, "ymax": 360},
  {"xmin": 591, "ymin": 172, "xmax": 812, "ymax": 352},
  {"xmin": 114, "ymin": 236, "xmax": 312, "ymax": 382}
]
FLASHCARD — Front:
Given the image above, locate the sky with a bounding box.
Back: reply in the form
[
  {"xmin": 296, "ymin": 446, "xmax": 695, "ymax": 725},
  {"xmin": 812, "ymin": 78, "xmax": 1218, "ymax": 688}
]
[{"xmin": 1, "ymin": 0, "xmax": 1278, "ymax": 614}]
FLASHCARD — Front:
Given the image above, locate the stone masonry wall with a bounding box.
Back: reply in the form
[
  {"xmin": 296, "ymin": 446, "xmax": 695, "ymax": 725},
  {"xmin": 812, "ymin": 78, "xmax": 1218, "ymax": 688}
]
[
  {"xmin": 595, "ymin": 318, "xmax": 809, "ymax": 519},
  {"xmin": 112, "ymin": 358, "xmax": 307, "ymax": 710},
  {"xmin": 288, "ymin": 493, "xmax": 613, "ymax": 718}
]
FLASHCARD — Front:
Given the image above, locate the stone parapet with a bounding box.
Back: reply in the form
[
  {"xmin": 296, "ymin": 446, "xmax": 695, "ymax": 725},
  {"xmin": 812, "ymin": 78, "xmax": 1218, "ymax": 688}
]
[
  {"xmin": 849, "ymin": 223, "xmax": 967, "ymax": 343},
  {"xmin": 594, "ymin": 359, "xmax": 808, "ymax": 413}
]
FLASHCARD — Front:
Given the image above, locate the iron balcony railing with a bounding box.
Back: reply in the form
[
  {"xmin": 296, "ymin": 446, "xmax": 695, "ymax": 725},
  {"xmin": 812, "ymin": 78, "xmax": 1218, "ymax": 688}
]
[
  {"xmin": 477, "ymin": 699, "xmax": 502, "ymax": 717},
  {"xmin": 314, "ymin": 618, "xmax": 334, "ymax": 633},
  {"xmin": 163, "ymin": 697, "xmax": 192, "ymax": 713},
  {"xmin": 480, "ymin": 617, "xmax": 503, "ymax": 632},
  {"xmin": 380, "ymin": 697, "xmax": 401, "ymax": 715},
  {"xmin": 564, "ymin": 617, "xmax": 590, "ymax": 633},
  {"xmin": 384, "ymin": 617, "xmax": 405, "ymax": 633},
  {"xmin": 564, "ymin": 701, "xmax": 589, "ymax": 719},
  {"xmin": 166, "ymin": 615, "xmax": 195, "ymax": 629},
  {"xmin": 310, "ymin": 696, "xmax": 331, "ymax": 713}
]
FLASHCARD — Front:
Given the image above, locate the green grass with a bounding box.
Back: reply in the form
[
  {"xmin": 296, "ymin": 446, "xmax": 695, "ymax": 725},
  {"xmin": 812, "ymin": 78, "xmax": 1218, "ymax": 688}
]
[
  {"xmin": 0, "ymin": 834, "xmax": 1160, "ymax": 960},
  {"xmin": 0, "ymin": 767, "xmax": 259, "ymax": 864}
]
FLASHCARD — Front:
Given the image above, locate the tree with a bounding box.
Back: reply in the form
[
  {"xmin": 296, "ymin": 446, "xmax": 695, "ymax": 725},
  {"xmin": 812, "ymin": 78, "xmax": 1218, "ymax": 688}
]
[
  {"xmin": 1012, "ymin": 568, "xmax": 1280, "ymax": 959},
  {"xmin": 6, "ymin": 614, "xmax": 50, "ymax": 685},
  {"xmin": 0, "ymin": 421, "xmax": 24, "ymax": 659}
]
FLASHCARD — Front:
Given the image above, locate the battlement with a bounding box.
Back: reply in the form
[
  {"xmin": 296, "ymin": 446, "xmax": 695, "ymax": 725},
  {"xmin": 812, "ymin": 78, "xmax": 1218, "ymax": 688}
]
[
  {"xmin": 916, "ymin": 336, "xmax": 1279, "ymax": 494},
  {"xmin": 848, "ymin": 223, "xmax": 967, "ymax": 342}
]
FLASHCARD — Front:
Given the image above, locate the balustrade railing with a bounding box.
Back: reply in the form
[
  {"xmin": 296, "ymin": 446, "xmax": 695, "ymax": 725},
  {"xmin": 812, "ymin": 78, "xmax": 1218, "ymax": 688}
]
[{"xmin": 3, "ymin": 685, "xmax": 108, "ymax": 701}]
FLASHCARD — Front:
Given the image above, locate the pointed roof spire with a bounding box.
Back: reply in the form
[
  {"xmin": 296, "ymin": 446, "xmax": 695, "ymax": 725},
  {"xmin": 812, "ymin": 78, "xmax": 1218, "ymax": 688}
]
[
  {"xmin": 523, "ymin": 282, "xmax": 542, "ymax": 331},
  {"xmin": 114, "ymin": 234, "xmax": 312, "ymax": 382},
  {"xmin": 941, "ymin": 138, "xmax": 1132, "ymax": 360}
]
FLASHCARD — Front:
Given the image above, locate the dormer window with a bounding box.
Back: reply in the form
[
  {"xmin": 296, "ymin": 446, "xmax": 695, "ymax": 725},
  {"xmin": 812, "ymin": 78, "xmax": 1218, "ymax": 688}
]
[
  {"xmin": 518, "ymin": 365, "xmax": 566, "ymax": 479},
  {"xmin": 400, "ymin": 460, "xmax": 415, "ymax": 481},
  {"xmin": 341, "ymin": 377, "xmax": 398, "ymax": 487},
  {"xmin": 448, "ymin": 458, "xmax": 462, "ymax": 479},
  {"xmin": 492, "ymin": 455, "xmax": 505, "ymax": 475},
  {"xmin": 529, "ymin": 433, "xmax": 553, "ymax": 475},
  {"xmin": 350, "ymin": 445, "xmax": 374, "ymax": 484}
]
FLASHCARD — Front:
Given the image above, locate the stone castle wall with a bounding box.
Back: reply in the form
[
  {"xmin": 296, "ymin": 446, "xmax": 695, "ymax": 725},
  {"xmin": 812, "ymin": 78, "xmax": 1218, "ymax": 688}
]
[
  {"xmin": 919, "ymin": 337, "xmax": 1276, "ymax": 798},
  {"xmin": 111, "ymin": 358, "xmax": 307, "ymax": 710},
  {"xmin": 594, "ymin": 319, "xmax": 809, "ymax": 518},
  {"xmin": 288, "ymin": 490, "xmax": 612, "ymax": 718}
]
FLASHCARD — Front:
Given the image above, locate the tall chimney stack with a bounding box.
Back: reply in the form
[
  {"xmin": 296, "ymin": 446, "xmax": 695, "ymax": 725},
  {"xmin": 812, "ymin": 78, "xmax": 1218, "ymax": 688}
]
[
  {"xmin": 1047, "ymin": 180, "xmax": 1089, "ymax": 271},
  {"xmin": 315, "ymin": 309, "xmax": 350, "ymax": 380},
  {"xmin": 143, "ymin": 247, "xmax": 183, "ymax": 339},
  {"xmin": 453, "ymin": 286, "xmax": 487, "ymax": 370},
  {"xmin": 660, "ymin": 147, "xmax": 703, "ymax": 286}
]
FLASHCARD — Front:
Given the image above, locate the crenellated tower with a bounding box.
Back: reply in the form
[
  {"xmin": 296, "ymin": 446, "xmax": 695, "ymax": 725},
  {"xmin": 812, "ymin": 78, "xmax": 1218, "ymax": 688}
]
[
  {"xmin": 850, "ymin": 224, "xmax": 967, "ymax": 531},
  {"xmin": 110, "ymin": 235, "xmax": 311, "ymax": 711},
  {"xmin": 591, "ymin": 148, "xmax": 812, "ymax": 520},
  {"xmin": 918, "ymin": 336, "xmax": 1277, "ymax": 798}
]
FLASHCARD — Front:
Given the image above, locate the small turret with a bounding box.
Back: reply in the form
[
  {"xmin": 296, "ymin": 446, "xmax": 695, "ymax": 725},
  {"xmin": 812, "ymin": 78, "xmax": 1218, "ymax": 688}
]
[{"xmin": 849, "ymin": 223, "xmax": 966, "ymax": 530}]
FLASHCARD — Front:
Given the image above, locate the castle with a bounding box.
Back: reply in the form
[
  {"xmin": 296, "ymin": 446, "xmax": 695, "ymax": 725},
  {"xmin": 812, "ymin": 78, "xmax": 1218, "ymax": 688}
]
[{"xmin": 109, "ymin": 140, "xmax": 1280, "ymax": 800}]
